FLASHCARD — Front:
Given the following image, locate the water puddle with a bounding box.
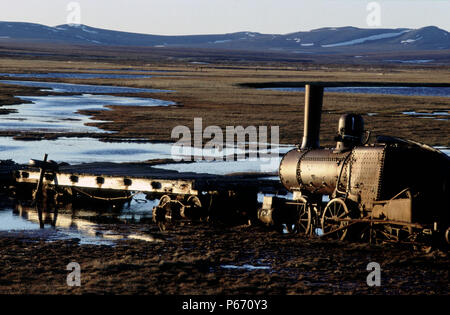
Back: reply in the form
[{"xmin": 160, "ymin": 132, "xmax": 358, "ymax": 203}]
[
  {"xmin": 118, "ymin": 194, "xmax": 159, "ymax": 222},
  {"xmin": 385, "ymin": 59, "xmax": 434, "ymax": 64},
  {"xmin": 155, "ymin": 158, "xmax": 282, "ymax": 175},
  {"xmin": 435, "ymin": 146, "xmax": 450, "ymax": 156},
  {"xmin": 262, "ymin": 86, "xmax": 450, "ymax": 97},
  {"xmin": 0, "ymin": 79, "xmax": 172, "ymax": 94},
  {"xmin": 257, "ymin": 192, "xmax": 292, "ymax": 203},
  {"xmin": 402, "ymin": 111, "xmax": 449, "ymax": 121},
  {"xmin": 0, "ymin": 72, "xmax": 157, "ymax": 80},
  {"xmin": 0, "ymin": 137, "xmax": 175, "ymax": 164},
  {"xmin": 0, "ymin": 206, "xmax": 116, "ymax": 245},
  {"xmin": 0, "ymin": 80, "xmax": 175, "ymax": 133},
  {"xmin": 1, "ymin": 94, "xmax": 174, "ymax": 133},
  {"xmin": 155, "ymin": 144, "xmax": 293, "ymax": 175},
  {"xmin": 87, "ymin": 68, "xmax": 177, "ymax": 73},
  {"xmin": 0, "ymin": 136, "xmax": 292, "ymax": 176},
  {"xmin": 220, "ymin": 264, "xmax": 271, "ymax": 271},
  {"xmin": 0, "ymin": 193, "xmax": 161, "ymax": 245}
]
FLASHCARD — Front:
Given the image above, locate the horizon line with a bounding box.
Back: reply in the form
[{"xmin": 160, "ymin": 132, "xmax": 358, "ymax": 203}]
[{"xmin": 1, "ymin": 20, "xmax": 448, "ymax": 36}]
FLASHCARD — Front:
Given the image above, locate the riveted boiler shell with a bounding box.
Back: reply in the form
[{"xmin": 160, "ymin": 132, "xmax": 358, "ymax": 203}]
[
  {"xmin": 279, "ymin": 149, "xmax": 349, "ymax": 195},
  {"xmin": 279, "ymin": 149, "xmax": 302, "ymax": 191}
]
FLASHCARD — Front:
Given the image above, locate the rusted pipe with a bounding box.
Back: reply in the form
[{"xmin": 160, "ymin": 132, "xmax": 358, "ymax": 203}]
[{"xmin": 301, "ymin": 84, "xmax": 324, "ymax": 149}]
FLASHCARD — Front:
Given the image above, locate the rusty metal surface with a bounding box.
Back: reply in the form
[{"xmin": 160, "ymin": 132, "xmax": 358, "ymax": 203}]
[
  {"xmin": 298, "ymin": 149, "xmax": 348, "ymax": 195},
  {"xmin": 347, "ymin": 146, "xmax": 386, "ymax": 208},
  {"xmin": 279, "ymin": 149, "xmax": 303, "ymax": 191},
  {"xmin": 274, "ymin": 82, "xmax": 449, "ymax": 244},
  {"xmin": 301, "ymin": 84, "xmax": 323, "ymax": 149},
  {"xmin": 14, "ymin": 162, "xmax": 284, "ymax": 194},
  {"xmin": 372, "ymin": 197, "xmax": 412, "ymax": 223},
  {"xmin": 279, "ymin": 148, "xmax": 349, "ymax": 195}
]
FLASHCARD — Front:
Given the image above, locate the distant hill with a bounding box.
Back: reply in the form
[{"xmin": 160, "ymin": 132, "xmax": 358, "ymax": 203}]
[{"xmin": 0, "ymin": 22, "xmax": 449, "ymax": 54}]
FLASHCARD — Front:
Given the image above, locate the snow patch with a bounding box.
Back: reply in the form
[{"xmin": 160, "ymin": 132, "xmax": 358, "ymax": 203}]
[
  {"xmin": 322, "ymin": 30, "xmax": 410, "ymax": 47},
  {"xmin": 385, "ymin": 59, "xmax": 434, "ymax": 64},
  {"xmin": 213, "ymin": 39, "xmax": 231, "ymax": 44},
  {"xmin": 401, "ymin": 36, "xmax": 422, "ymax": 44},
  {"xmin": 44, "ymin": 26, "xmax": 59, "ymax": 32},
  {"xmin": 82, "ymin": 26, "xmax": 98, "ymax": 34}
]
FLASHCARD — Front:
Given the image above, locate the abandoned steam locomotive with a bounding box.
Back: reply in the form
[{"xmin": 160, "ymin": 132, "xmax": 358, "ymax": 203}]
[{"xmin": 258, "ymin": 84, "xmax": 450, "ymax": 244}]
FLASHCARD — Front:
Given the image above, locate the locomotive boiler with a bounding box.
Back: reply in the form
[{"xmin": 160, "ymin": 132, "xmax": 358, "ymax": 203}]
[{"xmin": 258, "ymin": 84, "xmax": 450, "ymax": 244}]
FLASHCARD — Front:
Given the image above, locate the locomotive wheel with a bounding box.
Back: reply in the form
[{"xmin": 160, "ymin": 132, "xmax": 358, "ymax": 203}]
[
  {"xmin": 445, "ymin": 227, "xmax": 450, "ymax": 245},
  {"xmin": 184, "ymin": 195, "xmax": 207, "ymax": 221},
  {"xmin": 153, "ymin": 195, "xmax": 174, "ymax": 231},
  {"xmin": 321, "ymin": 198, "xmax": 350, "ymax": 240},
  {"xmin": 159, "ymin": 195, "xmax": 171, "ymax": 208},
  {"xmin": 291, "ymin": 197, "xmax": 312, "ymax": 235}
]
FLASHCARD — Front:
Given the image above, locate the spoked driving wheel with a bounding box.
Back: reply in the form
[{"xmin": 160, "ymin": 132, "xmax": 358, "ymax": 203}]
[
  {"xmin": 153, "ymin": 194, "xmax": 175, "ymax": 231},
  {"xmin": 184, "ymin": 195, "xmax": 207, "ymax": 222},
  {"xmin": 292, "ymin": 197, "xmax": 312, "ymax": 235},
  {"xmin": 445, "ymin": 227, "xmax": 450, "ymax": 245},
  {"xmin": 321, "ymin": 198, "xmax": 350, "ymax": 240}
]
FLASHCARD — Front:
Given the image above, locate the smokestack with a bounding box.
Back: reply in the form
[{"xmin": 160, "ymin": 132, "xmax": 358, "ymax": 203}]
[{"xmin": 301, "ymin": 84, "xmax": 324, "ymax": 149}]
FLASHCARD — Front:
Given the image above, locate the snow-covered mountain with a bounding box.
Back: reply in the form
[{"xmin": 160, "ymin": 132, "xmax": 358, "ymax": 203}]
[{"xmin": 0, "ymin": 22, "xmax": 448, "ymax": 53}]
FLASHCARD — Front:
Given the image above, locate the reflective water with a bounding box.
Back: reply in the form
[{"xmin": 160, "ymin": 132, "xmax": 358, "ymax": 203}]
[
  {"xmin": 0, "ymin": 193, "xmax": 160, "ymax": 245},
  {"xmin": 0, "ymin": 80, "xmax": 175, "ymax": 133},
  {"xmin": 155, "ymin": 158, "xmax": 282, "ymax": 175},
  {"xmin": 0, "ymin": 79, "xmax": 172, "ymax": 94},
  {"xmin": 0, "ymin": 137, "xmax": 173, "ymax": 164},
  {"xmin": 0, "ymin": 72, "xmax": 156, "ymax": 79},
  {"xmin": 156, "ymin": 144, "xmax": 293, "ymax": 175},
  {"xmin": 0, "ymin": 136, "xmax": 292, "ymax": 168},
  {"xmin": 87, "ymin": 68, "xmax": 176, "ymax": 73},
  {"xmin": 402, "ymin": 111, "xmax": 449, "ymax": 121},
  {"xmin": 221, "ymin": 264, "xmax": 271, "ymax": 271},
  {"xmin": 435, "ymin": 147, "xmax": 450, "ymax": 156},
  {"xmin": 263, "ymin": 86, "xmax": 450, "ymax": 97},
  {"xmin": 1, "ymin": 94, "xmax": 175, "ymax": 133}
]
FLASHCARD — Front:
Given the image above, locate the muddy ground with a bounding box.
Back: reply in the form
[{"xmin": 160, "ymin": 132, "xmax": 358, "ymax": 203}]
[{"xmin": 0, "ymin": 222, "xmax": 448, "ymax": 295}]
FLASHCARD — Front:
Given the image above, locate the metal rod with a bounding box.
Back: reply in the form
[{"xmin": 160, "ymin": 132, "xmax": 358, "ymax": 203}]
[{"xmin": 32, "ymin": 153, "xmax": 48, "ymax": 202}]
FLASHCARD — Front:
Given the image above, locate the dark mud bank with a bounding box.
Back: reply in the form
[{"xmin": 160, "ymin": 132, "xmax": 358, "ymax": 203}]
[{"xmin": 0, "ymin": 224, "xmax": 448, "ymax": 294}]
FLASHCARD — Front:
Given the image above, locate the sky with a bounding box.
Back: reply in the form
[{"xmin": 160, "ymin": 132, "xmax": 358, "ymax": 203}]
[{"xmin": 0, "ymin": 0, "xmax": 449, "ymax": 35}]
